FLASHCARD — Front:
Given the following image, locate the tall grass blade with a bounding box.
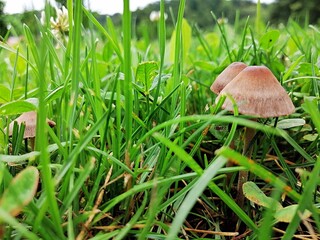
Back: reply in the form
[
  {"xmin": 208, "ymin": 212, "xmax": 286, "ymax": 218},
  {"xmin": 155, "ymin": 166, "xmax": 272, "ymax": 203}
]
[
  {"xmin": 123, "ymin": 0, "xmax": 133, "ymax": 150},
  {"xmin": 82, "ymin": 8, "xmax": 123, "ymax": 63},
  {"xmin": 166, "ymin": 155, "xmax": 228, "ymax": 239},
  {"xmin": 22, "ymin": 16, "xmax": 65, "ymax": 238},
  {"xmin": 151, "ymin": 0, "xmax": 166, "ymax": 113},
  {"xmin": 211, "ymin": 12, "xmax": 232, "ymax": 62},
  {"xmin": 68, "ymin": 0, "xmax": 82, "ymax": 147},
  {"xmin": 170, "ymin": 0, "xmax": 185, "ymax": 113},
  {"xmin": 282, "ymin": 155, "xmax": 320, "ymax": 240}
]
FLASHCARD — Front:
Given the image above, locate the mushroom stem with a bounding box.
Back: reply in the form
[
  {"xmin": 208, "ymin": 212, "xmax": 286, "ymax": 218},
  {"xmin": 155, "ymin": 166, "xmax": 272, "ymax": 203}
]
[
  {"xmin": 30, "ymin": 138, "xmax": 35, "ymax": 151},
  {"xmin": 236, "ymin": 126, "xmax": 256, "ymax": 208},
  {"xmin": 242, "ymin": 126, "xmax": 256, "ymax": 156}
]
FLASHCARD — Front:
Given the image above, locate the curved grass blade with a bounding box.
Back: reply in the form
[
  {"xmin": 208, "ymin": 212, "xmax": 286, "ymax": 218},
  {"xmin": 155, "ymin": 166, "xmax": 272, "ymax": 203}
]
[{"xmin": 216, "ymin": 146, "xmax": 301, "ymax": 202}]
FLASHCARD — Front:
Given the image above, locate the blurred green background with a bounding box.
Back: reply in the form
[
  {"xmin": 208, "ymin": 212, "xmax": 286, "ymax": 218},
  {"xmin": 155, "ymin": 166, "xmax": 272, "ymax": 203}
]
[{"xmin": 1, "ymin": 0, "xmax": 320, "ymax": 39}]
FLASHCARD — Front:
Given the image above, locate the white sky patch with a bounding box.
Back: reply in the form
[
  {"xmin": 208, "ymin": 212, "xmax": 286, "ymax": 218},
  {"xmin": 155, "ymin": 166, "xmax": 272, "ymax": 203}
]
[
  {"xmin": 3, "ymin": 0, "xmax": 161, "ymax": 15},
  {"xmin": 84, "ymin": 0, "xmax": 160, "ymax": 15},
  {"xmin": 3, "ymin": 0, "xmax": 56, "ymax": 14}
]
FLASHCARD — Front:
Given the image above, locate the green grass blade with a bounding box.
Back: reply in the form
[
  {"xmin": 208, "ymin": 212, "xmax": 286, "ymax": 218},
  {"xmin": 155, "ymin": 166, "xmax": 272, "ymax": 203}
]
[
  {"xmin": 282, "ymin": 155, "xmax": 320, "ymax": 240},
  {"xmin": 211, "ymin": 12, "xmax": 232, "ymax": 62},
  {"xmin": 166, "ymin": 155, "xmax": 228, "ymax": 239},
  {"xmin": 151, "ymin": 0, "xmax": 166, "ymax": 113},
  {"xmin": 93, "ymin": 173, "xmax": 199, "ymax": 224},
  {"xmin": 170, "ymin": 0, "xmax": 186, "ymax": 116},
  {"xmin": 23, "ymin": 25, "xmax": 40, "ymax": 67},
  {"xmin": 30, "ymin": 19, "xmax": 65, "ymax": 237},
  {"xmin": 194, "ymin": 24, "xmax": 213, "ymax": 61},
  {"xmin": 216, "ymin": 146, "xmax": 301, "ymax": 202},
  {"xmin": 123, "ymin": 0, "xmax": 133, "ymax": 150},
  {"xmin": 55, "ymin": 111, "xmax": 108, "ymax": 183},
  {"xmin": 303, "ymin": 98, "xmax": 320, "ymax": 134},
  {"xmin": 61, "ymin": 158, "xmax": 95, "ymax": 213},
  {"xmin": 259, "ymin": 189, "xmax": 282, "ymax": 239},
  {"xmin": 0, "ymin": 208, "xmax": 39, "ymax": 240},
  {"xmin": 237, "ymin": 16, "xmax": 250, "ymax": 61},
  {"xmin": 131, "ymin": 114, "xmax": 315, "ymax": 164},
  {"xmin": 271, "ymin": 138, "xmax": 297, "ymax": 190},
  {"xmin": 115, "ymin": 192, "xmax": 148, "ymax": 240},
  {"xmin": 153, "ymin": 132, "xmax": 203, "ymax": 174},
  {"xmin": 9, "ymin": 48, "xmax": 19, "ymax": 101},
  {"xmin": 255, "ymin": 0, "xmax": 265, "ymax": 35},
  {"xmin": 82, "ymin": 7, "xmax": 123, "ymax": 63},
  {"xmin": 153, "ymin": 132, "xmax": 257, "ymax": 232},
  {"xmin": 68, "ymin": 0, "xmax": 82, "ymax": 147}
]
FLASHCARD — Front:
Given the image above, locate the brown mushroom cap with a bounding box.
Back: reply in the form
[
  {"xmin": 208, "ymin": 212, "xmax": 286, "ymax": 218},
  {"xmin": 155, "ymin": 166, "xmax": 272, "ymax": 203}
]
[
  {"xmin": 7, "ymin": 111, "xmax": 56, "ymax": 138},
  {"xmin": 218, "ymin": 66, "xmax": 295, "ymax": 118},
  {"xmin": 210, "ymin": 62, "xmax": 248, "ymax": 94}
]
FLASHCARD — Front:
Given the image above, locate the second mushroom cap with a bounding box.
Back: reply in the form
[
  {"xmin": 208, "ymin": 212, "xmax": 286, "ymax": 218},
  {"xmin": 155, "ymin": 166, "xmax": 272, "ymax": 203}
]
[
  {"xmin": 7, "ymin": 111, "xmax": 56, "ymax": 139},
  {"xmin": 210, "ymin": 62, "xmax": 248, "ymax": 94}
]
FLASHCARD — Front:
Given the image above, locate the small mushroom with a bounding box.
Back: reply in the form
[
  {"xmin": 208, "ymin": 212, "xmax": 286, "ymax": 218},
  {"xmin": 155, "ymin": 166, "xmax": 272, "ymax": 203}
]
[
  {"xmin": 7, "ymin": 111, "xmax": 56, "ymax": 150},
  {"xmin": 210, "ymin": 62, "xmax": 247, "ymax": 94},
  {"xmin": 217, "ymin": 66, "xmax": 295, "ymax": 208},
  {"xmin": 210, "ymin": 62, "xmax": 248, "ymax": 185}
]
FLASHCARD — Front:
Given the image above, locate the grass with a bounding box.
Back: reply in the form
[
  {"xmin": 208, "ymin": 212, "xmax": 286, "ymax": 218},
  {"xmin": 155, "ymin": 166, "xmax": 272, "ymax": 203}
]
[{"xmin": 0, "ymin": 0, "xmax": 319, "ymax": 239}]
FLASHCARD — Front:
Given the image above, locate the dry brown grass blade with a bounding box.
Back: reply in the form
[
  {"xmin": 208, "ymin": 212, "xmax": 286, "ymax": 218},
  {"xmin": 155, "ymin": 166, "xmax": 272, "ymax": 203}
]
[
  {"xmin": 76, "ymin": 165, "xmax": 114, "ymax": 240},
  {"xmin": 183, "ymin": 227, "xmax": 239, "ymax": 237},
  {"xmin": 300, "ymin": 214, "xmax": 318, "ymax": 240},
  {"xmin": 273, "ymin": 227, "xmax": 319, "ymax": 240}
]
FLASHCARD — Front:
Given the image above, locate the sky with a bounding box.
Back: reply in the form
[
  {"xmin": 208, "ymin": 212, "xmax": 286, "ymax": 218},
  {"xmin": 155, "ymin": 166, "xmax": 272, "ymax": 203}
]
[
  {"xmin": 3, "ymin": 0, "xmax": 160, "ymax": 15},
  {"xmin": 3, "ymin": 0, "xmax": 275, "ymax": 15}
]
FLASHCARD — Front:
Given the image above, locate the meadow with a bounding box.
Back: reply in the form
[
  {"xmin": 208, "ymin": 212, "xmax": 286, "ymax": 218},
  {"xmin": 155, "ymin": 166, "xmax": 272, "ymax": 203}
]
[{"xmin": 0, "ymin": 0, "xmax": 319, "ymax": 239}]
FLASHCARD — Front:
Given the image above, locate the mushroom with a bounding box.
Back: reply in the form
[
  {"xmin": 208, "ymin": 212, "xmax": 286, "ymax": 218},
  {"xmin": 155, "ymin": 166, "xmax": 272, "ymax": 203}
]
[
  {"xmin": 210, "ymin": 62, "xmax": 248, "ymax": 94},
  {"xmin": 7, "ymin": 111, "xmax": 56, "ymax": 150},
  {"xmin": 219, "ymin": 66, "xmax": 295, "ymax": 117},
  {"xmin": 217, "ymin": 66, "xmax": 295, "ymax": 207}
]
